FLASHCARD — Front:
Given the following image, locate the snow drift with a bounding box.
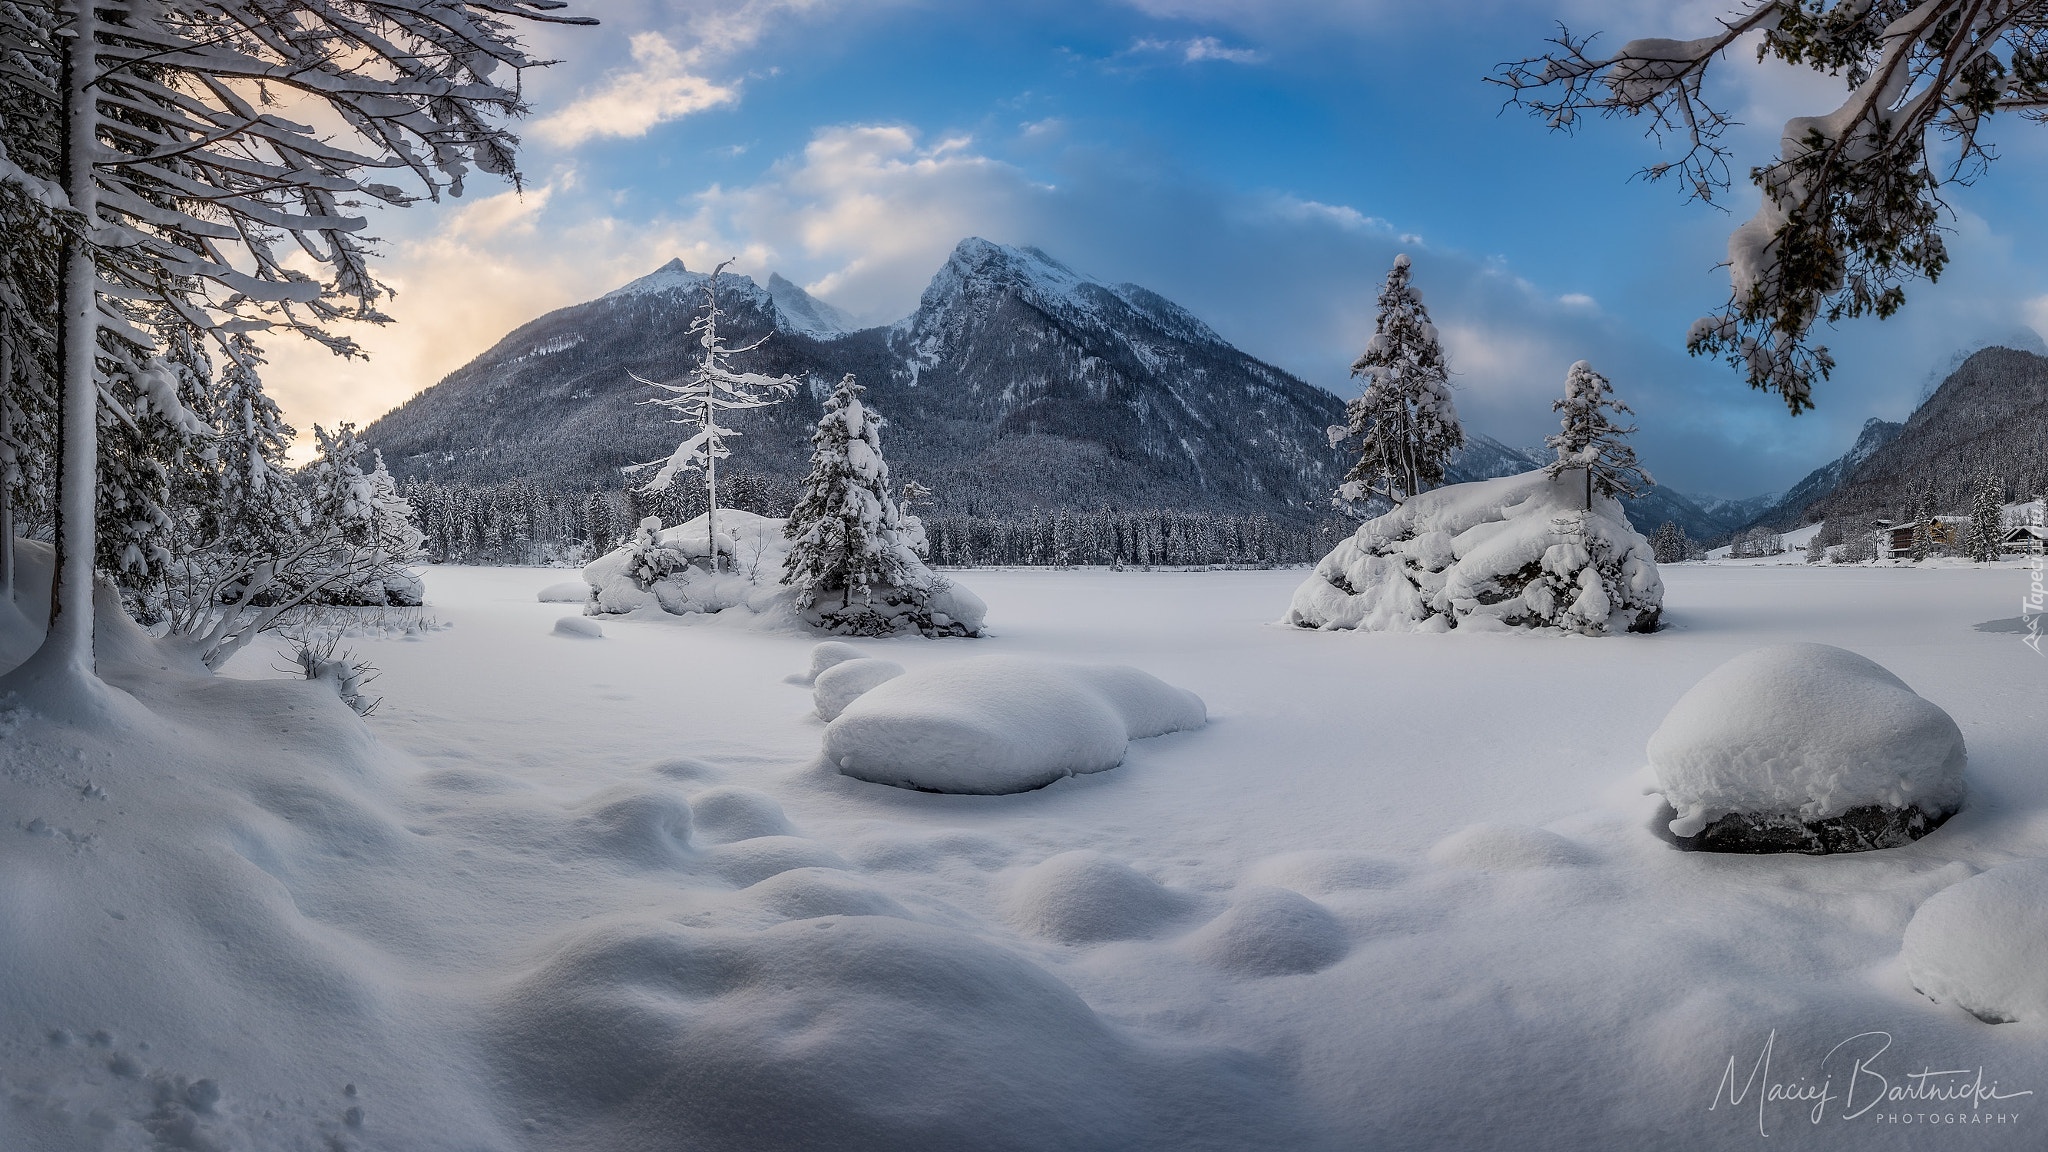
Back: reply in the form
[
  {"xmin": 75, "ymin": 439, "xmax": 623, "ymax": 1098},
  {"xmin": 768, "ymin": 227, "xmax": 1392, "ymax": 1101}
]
[
  {"xmin": 821, "ymin": 657, "xmax": 1208, "ymax": 794},
  {"xmin": 1649, "ymin": 644, "xmax": 1966, "ymax": 853},
  {"xmin": 1286, "ymin": 470, "xmax": 1662, "ymax": 635},
  {"xmin": 582, "ymin": 510, "xmax": 986, "ymax": 637}
]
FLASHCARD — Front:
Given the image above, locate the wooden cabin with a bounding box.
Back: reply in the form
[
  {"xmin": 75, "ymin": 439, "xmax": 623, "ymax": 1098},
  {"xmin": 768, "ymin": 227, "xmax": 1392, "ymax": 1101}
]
[
  {"xmin": 1884, "ymin": 517, "xmax": 1964, "ymax": 558},
  {"xmin": 2003, "ymin": 524, "xmax": 2048, "ymax": 555}
]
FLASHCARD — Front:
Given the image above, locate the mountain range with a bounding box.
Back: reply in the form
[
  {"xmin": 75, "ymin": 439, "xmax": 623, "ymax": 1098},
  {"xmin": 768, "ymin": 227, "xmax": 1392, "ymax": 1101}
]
[
  {"xmin": 1731, "ymin": 346, "xmax": 2048, "ymax": 532},
  {"xmin": 360, "ymin": 237, "xmax": 1835, "ymax": 543}
]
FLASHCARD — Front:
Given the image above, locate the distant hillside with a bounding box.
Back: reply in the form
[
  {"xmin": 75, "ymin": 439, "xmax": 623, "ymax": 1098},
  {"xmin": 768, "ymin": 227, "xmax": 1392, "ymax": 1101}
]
[
  {"xmin": 1799, "ymin": 346, "xmax": 2048, "ymax": 525},
  {"xmin": 1740, "ymin": 417, "xmax": 1904, "ymax": 531}
]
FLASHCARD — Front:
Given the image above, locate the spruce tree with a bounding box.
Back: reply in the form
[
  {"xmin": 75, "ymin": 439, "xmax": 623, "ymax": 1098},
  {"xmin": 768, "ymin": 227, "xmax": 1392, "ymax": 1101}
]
[
  {"xmin": 1966, "ymin": 473, "xmax": 2004, "ymax": 563},
  {"xmin": 1336, "ymin": 254, "xmax": 1464, "ymax": 506},
  {"xmin": 1909, "ymin": 485, "xmax": 1934, "ymax": 562},
  {"xmin": 783, "ymin": 375, "xmax": 934, "ymax": 630},
  {"xmin": 1544, "ymin": 360, "xmax": 1654, "ymax": 511}
]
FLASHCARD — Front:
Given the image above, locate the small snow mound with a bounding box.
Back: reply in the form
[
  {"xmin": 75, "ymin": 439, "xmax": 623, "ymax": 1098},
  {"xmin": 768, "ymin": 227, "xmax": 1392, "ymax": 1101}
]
[
  {"xmin": 1428, "ymin": 824, "xmax": 1591, "ymax": 871},
  {"xmin": 813, "ymin": 657, "xmax": 905, "ymax": 721},
  {"xmin": 823, "ymin": 657, "xmax": 1207, "ymax": 794},
  {"xmin": 570, "ymin": 787, "xmax": 693, "ymax": 867},
  {"xmin": 1184, "ymin": 887, "xmax": 1349, "ymax": 976},
  {"xmin": 1649, "ymin": 644, "xmax": 1965, "ymax": 848},
  {"xmin": 739, "ymin": 867, "xmax": 912, "ymax": 922},
  {"xmin": 552, "ymin": 615, "xmax": 603, "ymax": 639},
  {"xmin": 800, "ymin": 640, "xmax": 869, "ymax": 685},
  {"xmin": 646, "ymin": 756, "xmax": 724, "ymax": 782},
  {"xmin": 1245, "ymin": 850, "xmax": 1407, "ymax": 894},
  {"xmin": 688, "ymin": 786, "xmax": 794, "ymax": 843},
  {"xmin": 537, "ymin": 581, "xmax": 588, "ymax": 604},
  {"xmin": 486, "ymin": 914, "xmax": 1296, "ymax": 1150},
  {"xmin": 1004, "ymin": 851, "xmax": 1197, "ymax": 944},
  {"xmin": 1902, "ymin": 860, "xmax": 2048, "ymax": 1024},
  {"xmin": 1286, "ymin": 470, "xmax": 1663, "ymax": 635},
  {"xmin": 709, "ymin": 835, "xmax": 847, "ymax": 888}
]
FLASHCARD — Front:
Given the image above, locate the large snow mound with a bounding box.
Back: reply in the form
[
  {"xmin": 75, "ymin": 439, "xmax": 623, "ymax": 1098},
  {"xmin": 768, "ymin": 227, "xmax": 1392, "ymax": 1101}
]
[
  {"xmin": 1286, "ymin": 469, "xmax": 1662, "ymax": 635},
  {"xmin": 1649, "ymin": 644, "xmax": 1966, "ymax": 846},
  {"xmin": 582, "ymin": 510, "xmax": 986, "ymax": 637},
  {"xmin": 1901, "ymin": 860, "xmax": 2048, "ymax": 1024},
  {"xmin": 822, "ymin": 657, "xmax": 1208, "ymax": 794}
]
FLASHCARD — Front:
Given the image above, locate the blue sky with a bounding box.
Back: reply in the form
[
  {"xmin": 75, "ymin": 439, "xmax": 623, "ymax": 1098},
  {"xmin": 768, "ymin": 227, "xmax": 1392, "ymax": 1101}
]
[{"xmin": 262, "ymin": 0, "xmax": 2048, "ymax": 496}]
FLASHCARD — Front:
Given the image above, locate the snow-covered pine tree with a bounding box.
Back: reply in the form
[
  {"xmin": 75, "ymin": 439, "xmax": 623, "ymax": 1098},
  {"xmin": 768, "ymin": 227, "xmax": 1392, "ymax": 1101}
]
[
  {"xmin": 0, "ymin": 0, "xmax": 591, "ymax": 702},
  {"xmin": 1909, "ymin": 486, "xmax": 1934, "ymax": 562},
  {"xmin": 584, "ymin": 493, "xmax": 615, "ymax": 558},
  {"xmin": 1967, "ymin": 473, "xmax": 2004, "ymax": 563},
  {"xmin": 1544, "ymin": 360, "xmax": 1654, "ymax": 511},
  {"xmin": 628, "ymin": 261, "xmax": 798, "ymax": 572},
  {"xmin": 1336, "ymin": 254, "xmax": 1464, "ymax": 507},
  {"xmin": 1651, "ymin": 521, "xmax": 1687, "ymax": 564},
  {"xmin": 782, "ymin": 375, "xmax": 941, "ymax": 634}
]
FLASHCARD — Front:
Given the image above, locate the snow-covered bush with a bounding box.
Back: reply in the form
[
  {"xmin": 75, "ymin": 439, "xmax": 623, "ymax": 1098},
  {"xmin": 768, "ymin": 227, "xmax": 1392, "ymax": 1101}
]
[
  {"xmin": 283, "ymin": 626, "xmax": 380, "ymax": 717},
  {"xmin": 821, "ymin": 657, "xmax": 1208, "ymax": 794},
  {"xmin": 1649, "ymin": 644, "xmax": 1966, "ymax": 853},
  {"xmin": 582, "ymin": 508, "xmax": 986, "ymax": 636},
  {"xmin": 1285, "ymin": 469, "xmax": 1663, "ymax": 635}
]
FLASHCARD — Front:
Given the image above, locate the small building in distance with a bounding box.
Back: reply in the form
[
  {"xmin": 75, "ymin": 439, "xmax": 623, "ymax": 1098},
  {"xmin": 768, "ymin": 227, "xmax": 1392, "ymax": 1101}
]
[{"xmin": 1883, "ymin": 517, "xmax": 1966, "ymax": 559}]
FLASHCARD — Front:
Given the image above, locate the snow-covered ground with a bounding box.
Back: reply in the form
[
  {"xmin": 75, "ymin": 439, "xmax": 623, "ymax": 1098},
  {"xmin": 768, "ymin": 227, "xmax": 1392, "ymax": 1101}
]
[{"xmin": 6, "ymin": 560, "xmax": 2048, "ymax": 1149}]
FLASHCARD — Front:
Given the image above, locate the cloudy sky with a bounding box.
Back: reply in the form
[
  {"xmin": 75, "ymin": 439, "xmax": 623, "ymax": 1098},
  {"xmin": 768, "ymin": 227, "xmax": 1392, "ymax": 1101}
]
[{"xmin": 260, "ymin": 0, "xmax": 2048, "ymax": 497}]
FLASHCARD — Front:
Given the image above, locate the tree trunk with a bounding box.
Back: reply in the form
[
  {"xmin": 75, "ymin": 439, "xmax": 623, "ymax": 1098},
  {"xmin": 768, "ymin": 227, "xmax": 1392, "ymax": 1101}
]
[
  {"xmin": 1585, "ymin": 465, "xmax": 1593, "ymax": 512},
  {"xmin": 20, "ymin": 1, "xmax": 101, "ymax": 680}
]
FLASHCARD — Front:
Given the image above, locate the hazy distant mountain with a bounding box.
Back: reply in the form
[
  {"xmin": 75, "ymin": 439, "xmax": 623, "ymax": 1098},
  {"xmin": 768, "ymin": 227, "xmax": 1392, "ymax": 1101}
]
[{"xmin": 1739, "ymin": 417, "xmax": 1903, "ymax": 531}]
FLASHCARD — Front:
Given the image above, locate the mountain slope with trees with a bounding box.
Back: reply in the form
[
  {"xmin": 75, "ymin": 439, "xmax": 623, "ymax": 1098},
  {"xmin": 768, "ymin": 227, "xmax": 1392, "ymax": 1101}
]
[{"xmin": 1795, "ymin": 347, "xmax": 2048, "ymax": 527}]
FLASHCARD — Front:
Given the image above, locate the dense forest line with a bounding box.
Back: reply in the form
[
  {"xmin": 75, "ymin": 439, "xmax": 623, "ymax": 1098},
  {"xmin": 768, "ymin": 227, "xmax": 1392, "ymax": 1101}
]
[{"xmin": 401, "ymin": 477, "xmax": 1349, "ymax": 569}]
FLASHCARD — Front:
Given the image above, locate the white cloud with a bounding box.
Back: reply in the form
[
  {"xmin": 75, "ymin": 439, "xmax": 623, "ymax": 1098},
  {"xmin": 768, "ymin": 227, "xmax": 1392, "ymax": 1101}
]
[
  {"xmin": 1127, "ymin": 35, "xmax": 1264, "ymax": 65},
  {"xmin": 533, "ymin": 32, "xmax": 738, "ymax": 146},
  {"xmin": 530, "ymin": 1, "xmax": 851, "ymax": 148}
]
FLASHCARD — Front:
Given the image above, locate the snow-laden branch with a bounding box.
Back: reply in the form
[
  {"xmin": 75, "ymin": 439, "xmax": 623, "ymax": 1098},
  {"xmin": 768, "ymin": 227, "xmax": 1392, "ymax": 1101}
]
[{"xmin": 1496, "ymin": 0, "xmax": 2048, "ymax": 412}]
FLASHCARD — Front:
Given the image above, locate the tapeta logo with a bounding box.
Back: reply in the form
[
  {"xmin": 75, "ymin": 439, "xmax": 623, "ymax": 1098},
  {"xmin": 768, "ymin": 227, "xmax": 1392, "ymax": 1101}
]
[{"xmin": 1710, "ymin": 1031, "xmax": 2033, "ymax": 1135}]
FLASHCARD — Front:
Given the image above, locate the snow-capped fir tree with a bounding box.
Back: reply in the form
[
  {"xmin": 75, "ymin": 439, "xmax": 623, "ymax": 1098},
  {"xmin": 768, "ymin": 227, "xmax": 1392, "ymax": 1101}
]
[
  {"xmin": 584, "ymin": 493, "xmax": 616, "ymax": 558},
  {"xmin": 1545, "ymin": 360, "xmax": 1654, "ymax": 511},
  {"xmin": 0, "ymin": 1, "xmax": 592, "ymax": 703},
  {"xmin": 783, "ymin": 375, "xmax": 941, "ymax": 633},
  {"xmin": 628, "ymin": 261, "xmax": 799, "ymax": 572},
  {"xmin": 1651, "ymin": 521, "xmax": 1688, "ymax": 564},
  {"xmin": 1335, "ymin": 255, "xmax": 1464, "ymax": 507},
  {"xmin": 1909, "ymin": 486, "xmax": 1934, "ymax": 562},
  {"xmin": 1967, "ymin": 473, "xmax": 2004, "ymax": 563}
]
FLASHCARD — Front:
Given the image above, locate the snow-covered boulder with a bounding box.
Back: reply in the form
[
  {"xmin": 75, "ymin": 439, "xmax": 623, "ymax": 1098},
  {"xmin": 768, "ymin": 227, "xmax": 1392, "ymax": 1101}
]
[
  {"xmin": 1902, "ymin": 860, "xmax": 2048, "ymax": 1023},
  {"xmin": 822, "ymin": 657, "xmax": 1207, "ymax": 794},
  {"xmin": 813, "ymin": 657, "xmax": 905, "ymax": 721},
  {"xmin": 580, "ymin": 510, "xmax": 985, "ymax": 637},
  {"xmin": 1649, "ymin": 644, "xmax": 1966, "ymax": 853},
  {"xmin": 1285, "ymin": 470, "xmax": 1662, "ymax": 635},
  {"xmin": 537, "ymin": 580, "xmax": 589, "ymax": 603}
]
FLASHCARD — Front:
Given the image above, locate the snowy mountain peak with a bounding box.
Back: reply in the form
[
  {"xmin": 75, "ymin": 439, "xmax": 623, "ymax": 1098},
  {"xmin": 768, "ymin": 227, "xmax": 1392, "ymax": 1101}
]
[
  {"xmin": 601, "ymin": 258, "xmax": 721, "ymax": 302},
  {"xmin": 900, "ymin": 237, "xmax": 1228, "ymax": 351},
  {"xmin": 766, "ymin": 273, "xmax": 857, "ymax": 340}
]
